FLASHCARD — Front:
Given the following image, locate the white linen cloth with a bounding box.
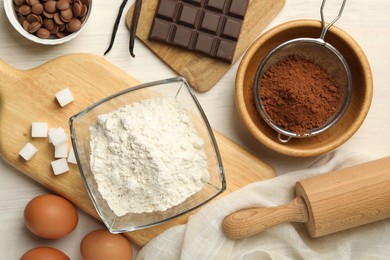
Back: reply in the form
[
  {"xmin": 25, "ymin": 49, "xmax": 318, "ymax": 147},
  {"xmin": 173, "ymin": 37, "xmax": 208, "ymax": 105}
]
[{"xmin": 137, "ymin": 150, "xmax": 390, "ymax": 259}]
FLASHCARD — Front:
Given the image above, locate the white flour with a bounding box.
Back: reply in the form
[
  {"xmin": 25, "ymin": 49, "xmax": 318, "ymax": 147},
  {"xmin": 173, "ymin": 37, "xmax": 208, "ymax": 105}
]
[{"xmin": 89, "ymin": 98, "xmax": 210, "ymax": 216}]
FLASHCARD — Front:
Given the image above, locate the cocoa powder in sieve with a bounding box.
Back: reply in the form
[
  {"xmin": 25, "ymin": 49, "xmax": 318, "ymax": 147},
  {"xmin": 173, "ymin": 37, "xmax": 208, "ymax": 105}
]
[{"xmin": 259, "ymin": 54, "xmax": 341, "ymax": 135}]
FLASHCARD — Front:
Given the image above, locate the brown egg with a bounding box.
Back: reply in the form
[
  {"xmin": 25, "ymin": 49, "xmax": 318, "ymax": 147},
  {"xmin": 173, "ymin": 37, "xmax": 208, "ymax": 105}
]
[
  {"xmin": 80, "ymin": 229, "xmax": 133, "ymax": 260},
  {"xmin": 24, "ymin": 194, "xmax": 78, "ymax": 239},
  {"xmin": 21, "ymin": 246, "xmax": 70, "ymax": 260}
]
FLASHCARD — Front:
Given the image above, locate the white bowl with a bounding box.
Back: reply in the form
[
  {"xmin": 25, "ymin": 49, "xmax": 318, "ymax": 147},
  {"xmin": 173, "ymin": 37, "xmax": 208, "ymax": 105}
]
[{"xmin": 4, "ymin": 0, "xmax": 93, "ymax": 45}]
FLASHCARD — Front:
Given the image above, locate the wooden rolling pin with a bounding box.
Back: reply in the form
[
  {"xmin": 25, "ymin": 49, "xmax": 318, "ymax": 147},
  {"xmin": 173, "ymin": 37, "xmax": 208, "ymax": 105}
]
[{"xmin": 223, "ymin": 157, "xmax": 390, "ymax": 239}]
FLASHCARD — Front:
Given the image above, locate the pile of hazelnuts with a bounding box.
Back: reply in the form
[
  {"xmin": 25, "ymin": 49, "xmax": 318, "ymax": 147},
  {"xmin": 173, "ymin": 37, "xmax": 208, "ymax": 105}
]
[{"xmin": 13, "ymin": 0, "xmax": 90, "ymax": 39}]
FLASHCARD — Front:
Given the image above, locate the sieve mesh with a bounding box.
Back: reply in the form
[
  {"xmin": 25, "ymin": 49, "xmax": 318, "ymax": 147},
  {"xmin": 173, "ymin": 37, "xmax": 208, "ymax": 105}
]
[{"xmin": 253, "ymin": 0, "xmax": 352, "ymax": 143}]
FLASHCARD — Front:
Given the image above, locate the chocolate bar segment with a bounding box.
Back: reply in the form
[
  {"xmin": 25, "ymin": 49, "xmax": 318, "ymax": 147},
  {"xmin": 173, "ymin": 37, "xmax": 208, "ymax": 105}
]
[
  {"xmin": 149, "ymin": 0, "xmax": 249, "ymax": 63},
  {"xmin": 156, "ymin": 0, "xmax": 179, "ymax": 21},
  {"xmin": 228, "ymin": 0, "xmax": 249, "ymax": 18},
  {"xmin": 178, "ymin": 4, "xmax": 200, "ymax": 27},
  {"xmin": 222, "ymin": 18, "xmax": 242, "ymax": 40},
  {"xmin": 200, "ymin": 12, "xmax": 222, "ymax": 34},
  {"xmin": 149, "ymin": 19, "xmax": 174, "ymax": 41},
  {"xmin": 206, "ymin": 0, "xmax": 226, "ymax": 11},
  {"xmin": 173, "ymin": 26, "xmax": 193, "ymax": 47}
]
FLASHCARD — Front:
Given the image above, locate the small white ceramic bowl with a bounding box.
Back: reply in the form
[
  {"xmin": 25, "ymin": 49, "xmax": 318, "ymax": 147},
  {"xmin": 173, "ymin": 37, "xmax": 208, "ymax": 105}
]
[{"xmin": 4, "ymin": 0, "xmax": 93, "ymax": 45}]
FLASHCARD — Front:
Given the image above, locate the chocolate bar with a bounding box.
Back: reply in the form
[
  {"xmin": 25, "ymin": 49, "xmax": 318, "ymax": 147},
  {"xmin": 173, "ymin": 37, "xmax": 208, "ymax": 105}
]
[{"xmin": 149, "ymin": 0, "xmax": 249, "ymax": 63}]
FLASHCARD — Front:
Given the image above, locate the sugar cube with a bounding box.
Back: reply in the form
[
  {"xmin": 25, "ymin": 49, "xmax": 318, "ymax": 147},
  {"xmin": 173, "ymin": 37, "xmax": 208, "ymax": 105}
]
[
  {"xmin": 31, "ymin": 122, "xmax": 48, "ymax": 138},
  {"xmin": 55, "ymin": 88, "xmax": 74, "ymax": 107},
  {"xmin": 19, "ymin": 143, "xmax": 38, "ymax": 161},
  {"xmin": 48, "ymin": 128, "xmax": 67, "ymax": 146},
  {"xmin": 51, "ymin": 158, "xmax": 69, "ymax": 175},
  {"xmin": 55, "ymin": 142, "xmax": 68, "ymax": 158},
  {"xmin": 67, "ymin": 146, "xmax": 77, "ymax": 164}
]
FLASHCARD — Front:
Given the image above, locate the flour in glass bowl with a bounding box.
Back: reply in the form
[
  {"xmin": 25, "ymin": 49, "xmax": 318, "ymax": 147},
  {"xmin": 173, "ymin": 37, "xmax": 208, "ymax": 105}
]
[{"xmin": 89, "ymin": 97, "xmax": 210, "ymax": 216}]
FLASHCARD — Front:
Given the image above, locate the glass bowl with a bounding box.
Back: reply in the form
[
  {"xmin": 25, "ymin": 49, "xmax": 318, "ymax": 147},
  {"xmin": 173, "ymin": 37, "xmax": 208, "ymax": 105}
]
[{"xmin": 69, "ymin": 77, "xmax": 226, "ymax": 233}]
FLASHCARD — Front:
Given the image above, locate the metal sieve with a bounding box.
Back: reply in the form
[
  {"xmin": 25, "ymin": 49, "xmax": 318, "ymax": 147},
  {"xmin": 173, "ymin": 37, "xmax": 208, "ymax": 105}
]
[{"xmin": 254, "ymin": 0, "xmax": 352, "ymax": 143}]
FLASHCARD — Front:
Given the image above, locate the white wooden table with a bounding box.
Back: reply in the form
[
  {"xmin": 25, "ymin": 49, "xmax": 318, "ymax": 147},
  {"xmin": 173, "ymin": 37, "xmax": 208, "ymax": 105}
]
[{"xmin": 1, "ymin": 0, "xmax": 389, "ymax": 259}]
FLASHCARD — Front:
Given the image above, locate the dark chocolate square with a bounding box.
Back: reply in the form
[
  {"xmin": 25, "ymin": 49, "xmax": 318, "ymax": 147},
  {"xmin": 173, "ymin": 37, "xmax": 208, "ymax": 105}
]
[
  {"xmin": 183, "ymin": 0, "xmax": 202, "ymax": 6},
  {"xmin": 156, "ymin": 0, "xmax": 179, "ymax": 21},
  {"xmin": 228, "ymin": 0, "xmax": 249, "ymax": 18},
  {"xmin": 149, "ymin": 19, "xmax": 173, "ymax": 41},
  {"xmin": 178, "ymin": 4, "xmax": 200, "ymax": 27},
  {"xmin": 200, "ymin": 12, "xmax": 221, "ymax": 34},
  {"xmin": 222, "ymin": 18, "xmax": 242, "ymax": 40},
  {"xmin": 206, "ymin": 0, "xmax": 226, "ymax": 12},
  {"xmin": 173, "ymin": 26, "xmax": 193, "ymax": 47},
  {"xmin": 194, "ymin": 32, "xmax": 215, "ymax": 54},
  {"xmin": 216, "ymin": 39, "xmax": 236, "ymax": 61}
]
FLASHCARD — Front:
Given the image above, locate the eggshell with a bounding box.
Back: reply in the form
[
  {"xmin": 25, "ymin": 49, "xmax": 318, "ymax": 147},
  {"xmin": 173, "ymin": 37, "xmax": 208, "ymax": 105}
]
[
  {"xmin": 21, "ymin": 246, "xmax": 70, "ymax": 260},
  {"xmin": 80, "ymin": 229, "xmax": 133, "ymax": 260},
  {"xmin": 24, "ymin": 194, "xmax": 78, "ymax": 239}
]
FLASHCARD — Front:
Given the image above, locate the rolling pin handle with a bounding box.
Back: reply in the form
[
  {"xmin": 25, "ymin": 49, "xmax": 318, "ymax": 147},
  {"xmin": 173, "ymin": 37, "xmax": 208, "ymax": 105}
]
[{"xmin": 222, "ymin": 196, "xmax": 309, "ymax": 240}]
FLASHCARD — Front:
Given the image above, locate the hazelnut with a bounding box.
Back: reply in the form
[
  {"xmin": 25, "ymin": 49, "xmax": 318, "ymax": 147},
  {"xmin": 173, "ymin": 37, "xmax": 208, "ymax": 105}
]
[
  {"xmin": 43, "ymin": 18, "xmax": 55, "ymax": 30},
  {"xmin": 57, "ymin": 0, "xmax": 70, "ymax": 11},
  {"xmin": 54, "ymin": 12, "xmax": 65, "ymax": 25},
  {"xmin": 27, "ymin": 0, "xmax": 40, "ymax": 6},
  {"xmin": 22, "ymin": 20, "xmax": 30, "ymax": 31},
  {"xmin": 44, "ymin": 1, "xmax": 57, "ymax": 13},
  {"xmin": 13, "ymin": 0, "xmax": 26, "ymax": 6},
  {"xmin": 28, "ymin": 21, "xmax": 41, "ymax": 33},
  {"xmin": 80, "ymin": 4, "xmax": 88, "ymax": 17},
  {"xmin": 72, "ymin": 2, "xmax": 81, "ymax": 17},
  {"xmin": 31, "ymin": 3, "xmax": 43, "ymax": 15},
  {"xmin": 37, "ymin": 28, "xmax": 50, "ymax": 39},
  {"xmin": 49, "ymin": 24, "xmax": 59, "ymax": 34},
  {"xmin": 43, "ymin": 10, "xmax": 54, "ymax": 18},
  {"xmin": 18, "ymin": 4, "xmax": 31, "ymax": 15},
  {"xmin": 60, "ymin": 8, "xmax": 73, "ymax": 22},
  {"xmin": 56, "ymin": 31, "xmax": 66, "ymax": 38},
  {"xmin": 66, "ymin": 18, "xmax": 81, "ymax": 32},
  {"xmin": 26, "ymin": 14, "xmax": 40, "ymax": 23}
]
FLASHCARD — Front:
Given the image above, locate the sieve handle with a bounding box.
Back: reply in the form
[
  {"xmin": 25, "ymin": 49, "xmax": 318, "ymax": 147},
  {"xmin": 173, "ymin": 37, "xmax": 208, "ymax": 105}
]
[
  {"xmin": 320, "ymin": 0, "xmax": 347, "ymax": 40},
  {"xmin": 278, "ymin": 133, "xmax": 291, "ymax": 143}
]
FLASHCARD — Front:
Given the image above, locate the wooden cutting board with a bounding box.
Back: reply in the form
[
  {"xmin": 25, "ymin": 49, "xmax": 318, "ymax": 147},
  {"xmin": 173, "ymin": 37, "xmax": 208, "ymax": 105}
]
[
  {"xmin": 0, "ymin": 54, "xmax": 275, "ymax": 247},
  {"xmin": 125, "ymin": 0, "xmax": 286, "ymax": 92}
]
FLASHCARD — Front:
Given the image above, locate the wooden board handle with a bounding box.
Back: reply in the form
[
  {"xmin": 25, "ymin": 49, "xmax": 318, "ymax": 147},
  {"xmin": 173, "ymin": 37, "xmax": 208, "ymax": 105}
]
[
  {"xmin": 0, "ymin": 59, "xmax": 18, "ymax": 74},
  {"xmin": 222, "ymin": 197, "xmax": 309, "ymax": 239},
  {"xmin": 0, "ymin": 59, "xmax": 20, "ymax": 93}
]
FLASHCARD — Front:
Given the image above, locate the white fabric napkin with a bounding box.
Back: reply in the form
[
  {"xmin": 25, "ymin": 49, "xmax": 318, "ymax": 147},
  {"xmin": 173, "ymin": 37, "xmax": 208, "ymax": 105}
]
[{"xmin": 136, "ymin": 150, "xmax": 390, "ymax": 260}]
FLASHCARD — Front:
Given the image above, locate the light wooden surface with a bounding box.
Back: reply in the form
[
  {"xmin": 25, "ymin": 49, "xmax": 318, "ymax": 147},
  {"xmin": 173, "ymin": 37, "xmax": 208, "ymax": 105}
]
[
  {"xmin": 1, "ymin": 0, "xmax": 390, "ymax": 259},
  {"xmin": 223, "ymin": 157, "xmax": 390, "ymax": 239},
  {"xmin": 124, "ymin": 0, "xmax": 285, "ymax": 92},
  {"xmin": 0, "ymin": 54, "xmax": 275, "ymax": 247}
]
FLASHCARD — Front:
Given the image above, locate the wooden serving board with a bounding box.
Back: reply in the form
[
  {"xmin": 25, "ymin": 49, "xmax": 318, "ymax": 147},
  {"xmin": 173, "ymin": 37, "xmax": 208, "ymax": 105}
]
[
  {"xmin": 125, "ymin": 0, "xmax": 286, "ymax": 92},
  {"xmin": 0, "ymin": 54, "xmax": 275, "ymax": 247}
]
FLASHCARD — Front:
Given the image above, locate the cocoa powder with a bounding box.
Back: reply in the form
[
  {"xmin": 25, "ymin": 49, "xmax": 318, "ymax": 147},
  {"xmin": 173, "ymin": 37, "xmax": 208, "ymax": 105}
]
[{"xmin": 259, "ymin": 54, "xmax": 341, "ymax": 135}]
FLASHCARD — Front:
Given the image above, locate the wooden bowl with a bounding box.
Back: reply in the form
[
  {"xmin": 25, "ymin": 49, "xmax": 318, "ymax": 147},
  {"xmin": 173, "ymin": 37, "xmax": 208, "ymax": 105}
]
[{"xmin": 235, "ymin": 20, "xmax": 373, "ymax": 157}]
